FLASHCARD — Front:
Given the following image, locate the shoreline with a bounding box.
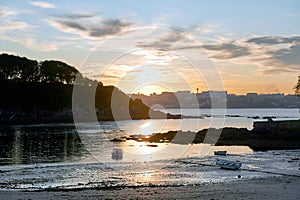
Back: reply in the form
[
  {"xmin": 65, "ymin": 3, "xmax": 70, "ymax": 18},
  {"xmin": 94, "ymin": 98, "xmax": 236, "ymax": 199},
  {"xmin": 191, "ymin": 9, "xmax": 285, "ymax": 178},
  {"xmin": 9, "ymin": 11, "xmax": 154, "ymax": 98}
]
[
  {"xmin": 132, "ymin": 120, "xmax": 300, "ymax": 151},
  {"xmin": 0, "ymin": 149, "xmax": 299, "ymax": 199},
  {"xmin": 1, "ymin": 119, "xmax": 300, "ymax": 152},
  {"xmin": 0, "ymin": 176, "xmax": 299, "ymax": 199},
  {"xmin": 1, "ymin": 108, "xmax": 299, "ymax": 125}
]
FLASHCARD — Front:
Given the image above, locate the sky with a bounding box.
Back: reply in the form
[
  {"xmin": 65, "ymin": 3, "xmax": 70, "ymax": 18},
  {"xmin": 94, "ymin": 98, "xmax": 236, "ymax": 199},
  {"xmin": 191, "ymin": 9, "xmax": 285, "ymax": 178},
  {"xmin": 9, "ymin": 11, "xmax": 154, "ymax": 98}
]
[{"xmin": 1, "ymin": 0, "xmax": 300, "ymax": 95}]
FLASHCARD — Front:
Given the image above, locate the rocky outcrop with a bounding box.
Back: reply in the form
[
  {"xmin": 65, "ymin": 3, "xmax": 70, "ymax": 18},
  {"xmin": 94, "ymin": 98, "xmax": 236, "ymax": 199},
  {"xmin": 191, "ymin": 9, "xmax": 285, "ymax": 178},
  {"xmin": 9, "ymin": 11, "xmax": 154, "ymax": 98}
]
[{"xmin": 132, "ymin": 120, "xmax": 300, "ymax": 151}]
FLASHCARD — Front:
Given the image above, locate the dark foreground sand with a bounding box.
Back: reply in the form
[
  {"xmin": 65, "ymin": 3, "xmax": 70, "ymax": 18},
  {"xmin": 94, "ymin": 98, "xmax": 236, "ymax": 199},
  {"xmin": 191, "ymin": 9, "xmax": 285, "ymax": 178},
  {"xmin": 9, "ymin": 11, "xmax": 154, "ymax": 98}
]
[{"xmin": 0, "ymin": 176, "xmax": 299, "ymax": 200}]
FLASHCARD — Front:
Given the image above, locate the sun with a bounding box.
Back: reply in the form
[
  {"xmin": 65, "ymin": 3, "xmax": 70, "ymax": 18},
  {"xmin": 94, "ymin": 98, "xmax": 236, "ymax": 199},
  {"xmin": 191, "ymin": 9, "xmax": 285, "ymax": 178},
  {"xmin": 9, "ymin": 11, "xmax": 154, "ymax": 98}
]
[{"xmin": 134, "ymin": 84, "xmax": 171, "ymax": 95}]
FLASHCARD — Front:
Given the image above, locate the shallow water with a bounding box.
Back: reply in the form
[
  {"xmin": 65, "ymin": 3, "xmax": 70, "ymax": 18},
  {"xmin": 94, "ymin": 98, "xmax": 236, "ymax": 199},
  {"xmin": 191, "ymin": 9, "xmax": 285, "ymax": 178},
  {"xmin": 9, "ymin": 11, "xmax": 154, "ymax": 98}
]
[
  {"xmin": 0, "ymin": 125, "xmax": 87, "ymax": 165},
  {"xmin": 0, "ymin": 108, "xmax": 299, "ymax": 190},
  {"xmin": 0, "ymin": 150, "xmax": 299, "ymax": 191},
  {"xmin": 0, "ymin": 125, "xmax": 299, "ymax": 191},
  {"xmin": 0, "ymin": 125, "xmax": 252, "ymax": 165}
]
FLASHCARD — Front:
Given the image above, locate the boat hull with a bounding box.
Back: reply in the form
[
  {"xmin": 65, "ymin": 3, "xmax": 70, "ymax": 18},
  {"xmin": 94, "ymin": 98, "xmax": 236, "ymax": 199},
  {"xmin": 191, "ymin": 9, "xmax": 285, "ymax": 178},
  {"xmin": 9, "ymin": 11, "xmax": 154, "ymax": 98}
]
[
  {"xmin": 216, "ymin": 159, "xmax": 242, "ymax": 170},
  {"xmin": 214, "ymin": 151, "xmax": 227, "ymax": 156}
]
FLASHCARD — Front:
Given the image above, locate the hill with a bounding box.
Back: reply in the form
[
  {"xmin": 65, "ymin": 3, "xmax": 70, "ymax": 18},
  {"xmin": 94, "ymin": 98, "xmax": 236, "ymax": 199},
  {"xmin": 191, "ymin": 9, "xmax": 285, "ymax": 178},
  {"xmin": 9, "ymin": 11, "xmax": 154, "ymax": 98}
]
[{"xmin": 0, "ymin": 54, "xmax": 178, "ymax": 124}]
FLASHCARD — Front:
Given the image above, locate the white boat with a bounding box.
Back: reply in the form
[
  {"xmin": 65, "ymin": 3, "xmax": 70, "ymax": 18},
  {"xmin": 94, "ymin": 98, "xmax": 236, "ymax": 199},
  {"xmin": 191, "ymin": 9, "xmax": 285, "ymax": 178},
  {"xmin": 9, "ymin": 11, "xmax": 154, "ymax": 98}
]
[
  {"xmin": 111, "ymin": 148, "xmax": 123, "ymax": 160},
  {"xmin": 216, "ymin": 158, "xmax": 242, "ymax": 170}
]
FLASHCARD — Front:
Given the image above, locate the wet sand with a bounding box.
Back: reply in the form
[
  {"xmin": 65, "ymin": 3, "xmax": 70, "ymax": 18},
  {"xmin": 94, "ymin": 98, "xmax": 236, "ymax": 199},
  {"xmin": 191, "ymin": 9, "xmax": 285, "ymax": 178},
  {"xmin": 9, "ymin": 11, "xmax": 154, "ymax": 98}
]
[{"xmin": 1, "ymin": 176, "xmax": 299, "ymax": 200}]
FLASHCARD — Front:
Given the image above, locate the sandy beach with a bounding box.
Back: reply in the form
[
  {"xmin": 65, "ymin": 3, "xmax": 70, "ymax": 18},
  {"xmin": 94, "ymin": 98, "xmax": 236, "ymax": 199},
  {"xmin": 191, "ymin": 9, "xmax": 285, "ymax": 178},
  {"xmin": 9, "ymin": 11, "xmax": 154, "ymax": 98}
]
[{"xmin": 0, "ymin": 176, "xmax": 299, "ymax": 199}]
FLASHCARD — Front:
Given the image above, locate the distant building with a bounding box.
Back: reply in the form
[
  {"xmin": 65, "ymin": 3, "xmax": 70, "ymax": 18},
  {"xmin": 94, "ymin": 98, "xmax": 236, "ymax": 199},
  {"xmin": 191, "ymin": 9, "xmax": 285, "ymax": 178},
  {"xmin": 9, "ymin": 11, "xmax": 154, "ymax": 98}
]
[
  {"xmin": 270, "ymin": 93, "xmax": 284, "ymax": 98},
  {"xmin": 199, "ymin": 91, "xmax": 227, "ymax": 99},
  {"xmin": 246, "ymin": 93, "xmax": 258, "ymax": 98},
  {"xmin": 128, "ymin": 91, "xmax": 299, "ymax": 109}
]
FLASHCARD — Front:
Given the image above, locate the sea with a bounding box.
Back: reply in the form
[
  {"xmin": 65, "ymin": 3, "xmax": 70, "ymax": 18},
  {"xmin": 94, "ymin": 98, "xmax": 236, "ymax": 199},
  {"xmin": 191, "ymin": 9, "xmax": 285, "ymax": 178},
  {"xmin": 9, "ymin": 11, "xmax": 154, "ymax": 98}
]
[{"xmin": 0, "ymin": 108, "xmax": 299, "ymax": 191}]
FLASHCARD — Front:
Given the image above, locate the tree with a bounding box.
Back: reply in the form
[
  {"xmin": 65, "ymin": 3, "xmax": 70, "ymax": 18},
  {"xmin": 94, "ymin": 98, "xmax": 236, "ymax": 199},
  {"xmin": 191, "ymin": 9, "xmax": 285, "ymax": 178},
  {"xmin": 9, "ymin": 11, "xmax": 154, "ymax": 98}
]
[
  {"xmin": 0, "ymin": 54, "xmax": 38, "ymax": 82},
  {"xmin": 19, "ymin": 58, "xmax": 39, "ymax": 82},
  {"xmin": 40, "ymin": 60, "xmax": 79, "ymax": 84},
  {"xmin": 0, "ymin": 53, "xmax": 92, "ymax": 85},
  {"xmin": 295, "ymin": 76, "xmax": 300, "ymax": 96}
]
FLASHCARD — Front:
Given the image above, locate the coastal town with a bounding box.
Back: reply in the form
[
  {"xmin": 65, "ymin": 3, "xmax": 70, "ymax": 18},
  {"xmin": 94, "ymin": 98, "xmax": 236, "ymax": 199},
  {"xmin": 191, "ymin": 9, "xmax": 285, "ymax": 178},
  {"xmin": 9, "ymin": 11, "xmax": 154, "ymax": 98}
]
[{"xmin": 130, "ymin": 90, "xmax": 300, "ymax": 108}]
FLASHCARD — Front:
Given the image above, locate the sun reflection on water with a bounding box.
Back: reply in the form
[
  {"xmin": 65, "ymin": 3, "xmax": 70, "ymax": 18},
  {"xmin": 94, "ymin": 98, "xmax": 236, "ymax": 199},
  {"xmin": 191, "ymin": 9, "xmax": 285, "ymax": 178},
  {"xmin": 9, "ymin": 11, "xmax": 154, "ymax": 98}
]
[
  {"xmin": 119, "ymin": 140, "xmax": 253, "ymax": 162},
  {"xmin": 132, "ymin": 170, "xmax": 166, "ymax": 185}
]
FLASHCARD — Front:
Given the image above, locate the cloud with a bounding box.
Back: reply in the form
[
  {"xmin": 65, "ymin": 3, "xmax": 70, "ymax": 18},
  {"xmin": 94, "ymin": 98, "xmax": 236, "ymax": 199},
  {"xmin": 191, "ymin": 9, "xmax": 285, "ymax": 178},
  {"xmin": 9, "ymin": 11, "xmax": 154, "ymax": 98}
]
[
  {"xmin": 140, "ymin": 33, "xmax": 300, "ymax": 74},
  {"xmin": 137, "ymin": 29, "xmax": 300, "ymax": 66},
  {"xmin": 203, "ymin": 42, "xmax": 251, "ymax": 59},
  {"xmin": 257, "ymin": 44, "xmax": 300, "ymax": 73},
  {"xmin": 65, "ymin": 13, "xmax": 99, "ymax": 19},
  {"xmin": 0, "ymin": 6, "xmax": 43, "ymax": 50},
  {"xmin": 270, "ymin": 45, "xmax": 300, "ymax": 65},
  {"xmin": 0, "ymin": 6, "xmax": 76, "ymax": 52},
  {"xmin": 49, "ymin": 15, "xmax": 133, "ymax": 39},
  {"xmin": 29, "ymin": 1, "xmax": 55, "ymax": 9},
  {"xmin": 1, "ymin": 34, "xmax": 61, "ymax": 52},
  {"xmin": 241, "ymin": 36, "xmax": 300, "ymax": 74},
  {"xmin": 89, "ymin": 19, "xmax": 132, "ymax": 37},
  {"xmin": 0, "ymin": 7, "xmax": 18, "ymax": 17},
  {"xmin": 247, "ymin": 36, "xmax": 300, "ymax": 45},
  {"xmin": 159, "ymin": 31, "xmax": 187, "ymax": 43},
  {"xmin": 205, "ymin": 36, "xmax": 300, "ymax": 74},
  {"xmin": 136, "ymin": 31, "xmax": 195, "ymax": 51},
  {"xmin": 0, "ymin": 7, "xmax": 33, "ymax": 32},
  {"xmin": 0, "ymin": 9, "xmax": 64, "ymax": 52},
  {"xmin": 136, "ymin": 41, "xmax": 172, "ymax": 50},
  {"xmin": 49, "ymin": 13, "xmax": 300, "ymax": 75},
  {"xmin": 59, "ymin": 21, "xmax": 87, "ymax": 31},
  {"xmin": 0, "ymin": 21, "xmax": 30, "ymax": 30},
  {"xmin": 123, "ymin": 28, "xmax": 300, "ymax": 75},
  {"xmin": 135, "ymin": 30, "xmax": 251, "ymax": 61}
]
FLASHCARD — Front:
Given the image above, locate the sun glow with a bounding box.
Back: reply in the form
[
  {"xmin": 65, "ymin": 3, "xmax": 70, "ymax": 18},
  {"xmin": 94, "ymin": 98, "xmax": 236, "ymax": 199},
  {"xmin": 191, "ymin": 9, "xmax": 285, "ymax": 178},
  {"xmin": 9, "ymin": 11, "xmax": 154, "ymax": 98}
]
[{"xmin": 135, "ymin": 84, "xmax": 170, "ymax": 95}]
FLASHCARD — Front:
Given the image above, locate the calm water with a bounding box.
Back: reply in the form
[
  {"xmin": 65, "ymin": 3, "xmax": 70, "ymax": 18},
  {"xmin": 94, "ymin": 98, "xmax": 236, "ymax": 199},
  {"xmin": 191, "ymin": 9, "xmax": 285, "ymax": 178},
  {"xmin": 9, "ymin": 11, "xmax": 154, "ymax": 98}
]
[
  {"xmin": 0, "ymin": 109, "xmax": 299, "ymax": 190},
  {"xmin": 0, "ymin": 108, "xmax": 299, "ymax": 165},
  {"xmin": 0, "ymin": 125, "xmax": 87, "ymax": 165}
]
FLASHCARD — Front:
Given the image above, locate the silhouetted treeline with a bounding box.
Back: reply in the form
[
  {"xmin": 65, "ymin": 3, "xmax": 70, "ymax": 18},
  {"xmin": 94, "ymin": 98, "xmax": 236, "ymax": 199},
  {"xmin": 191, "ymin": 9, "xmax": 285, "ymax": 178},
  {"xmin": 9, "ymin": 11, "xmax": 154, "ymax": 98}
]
[
  {"xmin": 0, "ymin": 53, "xmax": 79, "ymax": 84},
  {"xmin": 295, "ymin": 76, "xmax": 300, "ymax": 96},
  {"xmin": 0, "ymin": 54, "xmax": 171, "ymax": 124},
  {"xmin": 0, "ymin": 81, "xmax": 73, "ymax": 111}
]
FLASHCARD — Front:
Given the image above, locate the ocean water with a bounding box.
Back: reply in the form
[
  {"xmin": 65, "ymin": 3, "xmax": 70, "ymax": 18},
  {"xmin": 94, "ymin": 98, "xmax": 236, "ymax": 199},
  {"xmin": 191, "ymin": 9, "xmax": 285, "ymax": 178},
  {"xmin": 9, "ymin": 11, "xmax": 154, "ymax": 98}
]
[{"xmin": 0, "ymin": 108, "xmax": 299, "ymax": 190}]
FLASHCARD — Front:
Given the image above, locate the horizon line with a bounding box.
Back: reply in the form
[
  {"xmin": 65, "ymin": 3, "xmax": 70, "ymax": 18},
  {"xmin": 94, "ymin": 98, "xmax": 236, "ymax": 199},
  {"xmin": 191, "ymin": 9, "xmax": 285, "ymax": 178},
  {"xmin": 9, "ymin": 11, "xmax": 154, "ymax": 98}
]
[{"xmin": 128, "ymin": 90, "xmax": 297, "ymax": 96}]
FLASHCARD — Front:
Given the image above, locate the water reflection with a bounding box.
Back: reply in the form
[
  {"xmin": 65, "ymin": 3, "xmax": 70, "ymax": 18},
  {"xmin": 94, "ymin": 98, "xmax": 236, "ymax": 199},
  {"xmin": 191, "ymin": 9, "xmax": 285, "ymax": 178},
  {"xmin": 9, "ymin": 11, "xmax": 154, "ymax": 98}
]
[
  {"xmin": 0, "ymin": 125, "xmax": 87, "ymax": 165},
  {"xmin": 119, "ymin": 141, "xmax": 253, "ymax": 162},
  {"xmin": 0, "ymin": 124, "xmax": 254, "ymax": 165}
]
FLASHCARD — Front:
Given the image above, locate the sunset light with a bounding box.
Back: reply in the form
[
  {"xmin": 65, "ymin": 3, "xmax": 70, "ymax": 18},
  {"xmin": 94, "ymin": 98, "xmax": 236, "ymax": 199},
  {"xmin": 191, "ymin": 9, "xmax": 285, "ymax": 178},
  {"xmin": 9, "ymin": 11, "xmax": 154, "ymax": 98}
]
[{"xmin": 0, "ymin": 0, "xmax": 299, "ymax": 199}]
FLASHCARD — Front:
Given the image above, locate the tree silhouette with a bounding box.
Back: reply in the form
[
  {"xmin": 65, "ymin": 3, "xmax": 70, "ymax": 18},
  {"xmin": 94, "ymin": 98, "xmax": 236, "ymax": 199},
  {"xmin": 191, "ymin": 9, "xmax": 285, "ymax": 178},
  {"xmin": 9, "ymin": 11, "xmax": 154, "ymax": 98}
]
[
  {"xmin": 295, "ymin": 76, "xmax": 300, "ymax": 96},
  {"xmin": 40, "ymin": 60, "xmax": 79, "ymax": 84},
  {"xmin": 0, "ymin": 54, "xmax": 38, "ymax": 82},
  {"xmin": 0, "ymin": 54, "xmax": 81, "ymax": 84}
]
